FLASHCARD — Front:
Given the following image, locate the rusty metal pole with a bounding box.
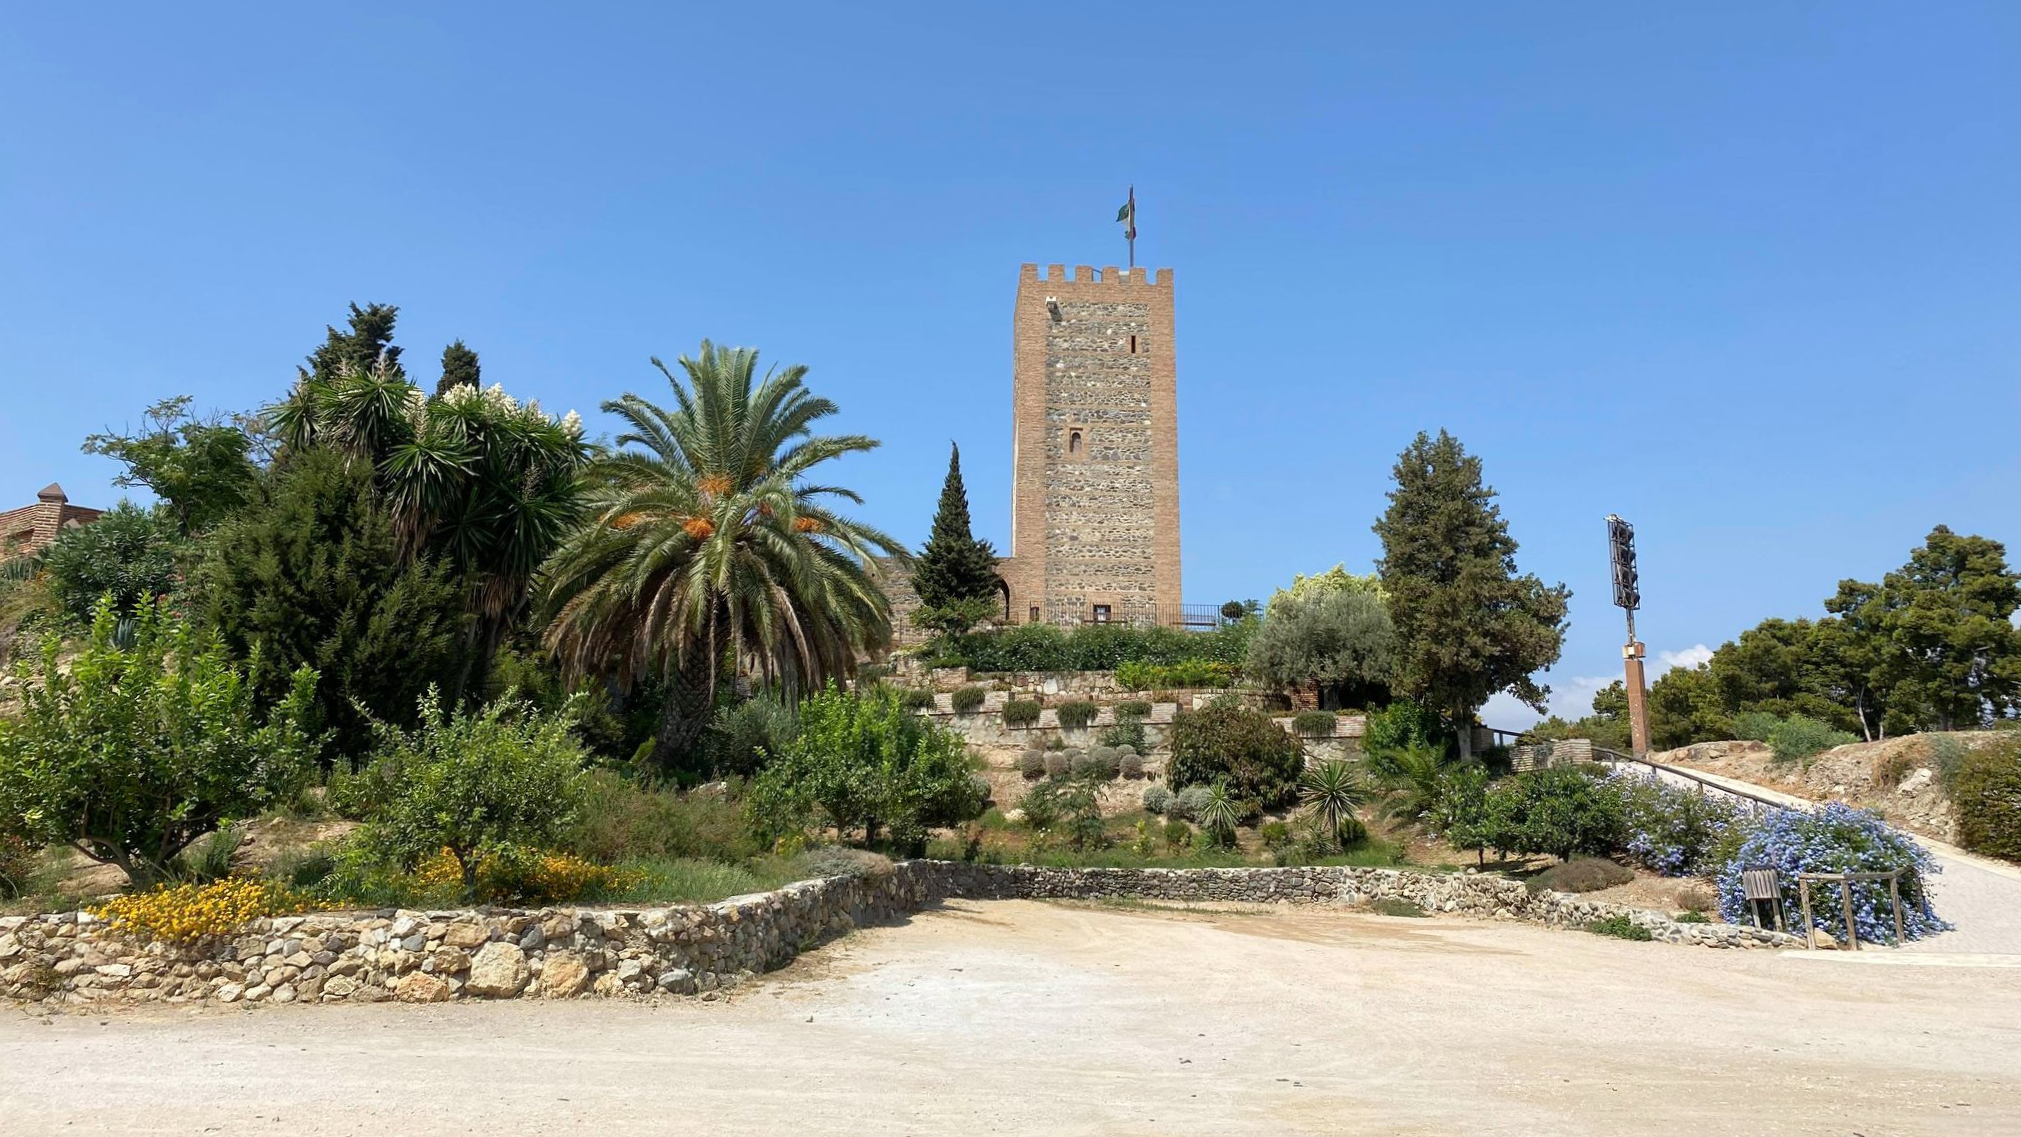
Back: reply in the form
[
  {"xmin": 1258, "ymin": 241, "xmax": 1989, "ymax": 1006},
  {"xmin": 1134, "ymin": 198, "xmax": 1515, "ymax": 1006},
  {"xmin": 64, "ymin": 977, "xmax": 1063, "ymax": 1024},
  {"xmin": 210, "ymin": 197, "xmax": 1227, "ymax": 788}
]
[{"xmin": 1624, "ymin": 641, "xmax": 1650, "ymax": 758}]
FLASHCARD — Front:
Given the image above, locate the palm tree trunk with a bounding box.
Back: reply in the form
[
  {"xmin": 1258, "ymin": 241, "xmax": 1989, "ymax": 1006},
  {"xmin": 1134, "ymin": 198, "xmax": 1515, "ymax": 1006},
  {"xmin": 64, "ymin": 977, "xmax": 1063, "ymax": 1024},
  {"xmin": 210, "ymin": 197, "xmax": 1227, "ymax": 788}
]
[{"xmin": 652, "ymin": 645, "xmax": 718, "ymax": 774}]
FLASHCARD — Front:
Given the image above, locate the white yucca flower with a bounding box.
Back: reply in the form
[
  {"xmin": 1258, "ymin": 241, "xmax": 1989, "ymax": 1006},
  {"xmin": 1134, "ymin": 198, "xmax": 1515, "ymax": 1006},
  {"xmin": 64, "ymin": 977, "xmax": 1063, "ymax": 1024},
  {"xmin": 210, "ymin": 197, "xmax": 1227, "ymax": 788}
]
[
  {"xmin": 483, "ymin": 383, "xmax": 518, "ymax": 413},
  {"xmin": 560, "ymin": 410, "xmax": 583, "ymax": 437}
]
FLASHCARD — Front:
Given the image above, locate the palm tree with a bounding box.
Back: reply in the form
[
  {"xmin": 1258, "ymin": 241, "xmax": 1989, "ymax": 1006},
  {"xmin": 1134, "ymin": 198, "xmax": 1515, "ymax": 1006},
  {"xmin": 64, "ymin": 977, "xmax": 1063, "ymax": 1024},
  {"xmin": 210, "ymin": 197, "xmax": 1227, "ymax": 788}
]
[
  {"xmin": 1298, "ymin": 759, "xmax": 1369, "ymax": 845},
  {"xmin": 1376, "ymin": 742, "xmax": 1457, "ymax": 825},
  {"xmin": 538, "ymin": 341, "xmax": 906, "ymax": 770}
]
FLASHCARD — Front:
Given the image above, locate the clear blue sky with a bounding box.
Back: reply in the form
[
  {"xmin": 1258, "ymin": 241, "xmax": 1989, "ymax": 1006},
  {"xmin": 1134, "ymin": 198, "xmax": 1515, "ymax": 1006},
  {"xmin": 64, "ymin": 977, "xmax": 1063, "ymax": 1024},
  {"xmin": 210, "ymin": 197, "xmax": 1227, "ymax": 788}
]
[{"xmin": 4, "ymin": 4, "xmax": 2016, "ymax": 724}]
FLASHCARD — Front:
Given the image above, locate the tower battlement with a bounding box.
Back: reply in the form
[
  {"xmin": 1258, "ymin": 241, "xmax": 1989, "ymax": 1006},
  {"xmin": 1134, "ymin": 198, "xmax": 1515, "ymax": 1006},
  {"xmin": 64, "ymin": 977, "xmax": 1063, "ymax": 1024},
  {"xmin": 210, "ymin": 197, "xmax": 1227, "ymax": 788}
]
[{"xmin": 1019, "ymin": 263, "xmax": 1174, "ymax": 287}]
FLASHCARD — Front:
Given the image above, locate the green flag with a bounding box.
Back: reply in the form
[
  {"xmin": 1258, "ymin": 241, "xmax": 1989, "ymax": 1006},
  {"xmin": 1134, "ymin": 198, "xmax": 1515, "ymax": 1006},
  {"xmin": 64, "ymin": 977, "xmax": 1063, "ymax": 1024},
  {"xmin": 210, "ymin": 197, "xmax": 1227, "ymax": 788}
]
[{"xmin": 1116, "ymin": 194, "xmax": 1136, "ymax": 239}]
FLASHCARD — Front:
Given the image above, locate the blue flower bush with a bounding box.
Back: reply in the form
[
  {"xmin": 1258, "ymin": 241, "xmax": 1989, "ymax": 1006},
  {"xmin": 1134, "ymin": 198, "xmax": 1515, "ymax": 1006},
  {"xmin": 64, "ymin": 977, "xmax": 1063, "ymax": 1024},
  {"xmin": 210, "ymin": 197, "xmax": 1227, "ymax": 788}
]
[
  {"xmin": 1603, "ymin": 771, "xmax": 1750, "ymax": 878},
  {"xmin": 1714, "ymin": 802, "xmax": 1949, "ymax": 943}
]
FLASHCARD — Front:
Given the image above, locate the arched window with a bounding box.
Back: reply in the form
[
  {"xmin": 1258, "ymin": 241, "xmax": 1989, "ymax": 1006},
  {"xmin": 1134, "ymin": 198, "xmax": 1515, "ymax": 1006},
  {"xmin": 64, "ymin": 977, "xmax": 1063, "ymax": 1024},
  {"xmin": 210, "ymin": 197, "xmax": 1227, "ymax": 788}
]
[{"xmin": 1068, "ymin": 430, "xmax": 1082, "ymax": 455}]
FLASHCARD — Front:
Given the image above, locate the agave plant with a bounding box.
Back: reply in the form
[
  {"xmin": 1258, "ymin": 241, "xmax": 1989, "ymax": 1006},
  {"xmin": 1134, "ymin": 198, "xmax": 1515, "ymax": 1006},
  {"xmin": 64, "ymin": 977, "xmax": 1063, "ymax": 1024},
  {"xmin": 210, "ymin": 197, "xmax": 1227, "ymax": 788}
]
[
  {"xmin": 1299, "ymin": 759, "xmax": 1369, "ymax": 844},
  {"xmin": 538, "ymin": 341, "xmax": 906, "ymax": 770}
]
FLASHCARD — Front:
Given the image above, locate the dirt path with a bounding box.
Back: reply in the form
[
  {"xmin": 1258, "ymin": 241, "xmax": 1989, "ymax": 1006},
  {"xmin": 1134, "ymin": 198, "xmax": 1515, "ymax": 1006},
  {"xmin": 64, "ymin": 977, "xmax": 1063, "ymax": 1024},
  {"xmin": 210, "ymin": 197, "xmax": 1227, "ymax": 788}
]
[{"xmin": 5, "ymin": 899, "xmax": 2017, "ymax": 1135}]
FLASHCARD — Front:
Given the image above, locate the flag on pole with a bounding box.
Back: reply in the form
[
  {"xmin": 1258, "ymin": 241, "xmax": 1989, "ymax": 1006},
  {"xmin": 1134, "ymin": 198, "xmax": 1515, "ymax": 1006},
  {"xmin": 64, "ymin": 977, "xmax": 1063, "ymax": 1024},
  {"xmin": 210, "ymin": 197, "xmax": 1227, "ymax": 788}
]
[{"xmin": 1115, "ymin": 191, "xmax": 1137, "ymax": 240}]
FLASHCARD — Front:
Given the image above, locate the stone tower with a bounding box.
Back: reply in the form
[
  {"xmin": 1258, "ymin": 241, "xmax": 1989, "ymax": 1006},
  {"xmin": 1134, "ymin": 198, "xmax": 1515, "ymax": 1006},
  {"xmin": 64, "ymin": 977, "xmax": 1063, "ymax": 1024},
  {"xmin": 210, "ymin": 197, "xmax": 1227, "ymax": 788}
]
[{"xmin": 996, "ymin": 263, "xmax": 1182, "ymax": 626}]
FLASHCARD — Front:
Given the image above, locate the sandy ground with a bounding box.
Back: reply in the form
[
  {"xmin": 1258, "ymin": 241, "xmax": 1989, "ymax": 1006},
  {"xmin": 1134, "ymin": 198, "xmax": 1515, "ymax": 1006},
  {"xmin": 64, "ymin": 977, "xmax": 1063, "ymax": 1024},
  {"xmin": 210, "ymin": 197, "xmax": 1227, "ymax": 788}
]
[{"xmin": 4, "ymin": 899, "xmax": 2017, "ymax": 1136}]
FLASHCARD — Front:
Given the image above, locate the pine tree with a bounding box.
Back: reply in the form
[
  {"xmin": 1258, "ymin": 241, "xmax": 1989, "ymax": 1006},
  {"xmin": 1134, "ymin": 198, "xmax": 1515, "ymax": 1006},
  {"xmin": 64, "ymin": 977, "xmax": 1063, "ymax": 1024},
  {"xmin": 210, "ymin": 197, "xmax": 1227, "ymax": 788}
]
[
  {"xmin": 911, "ymin": 443, "xmax": 1000, "ymax": 635},
  {"xmin": 437, "ymin": 339, "xmax": 482, "ymax": 396},
  {"xmin": 1373, "ymin": 430, "xmax": 1569, "ymax": 757}
]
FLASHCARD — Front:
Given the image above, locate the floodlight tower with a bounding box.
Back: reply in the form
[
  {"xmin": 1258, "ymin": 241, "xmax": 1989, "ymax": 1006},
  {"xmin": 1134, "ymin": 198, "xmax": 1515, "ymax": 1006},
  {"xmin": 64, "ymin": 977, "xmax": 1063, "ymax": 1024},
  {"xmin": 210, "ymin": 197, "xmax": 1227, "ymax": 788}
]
[{"xmin": 1607, "ymin": 515, "xmax": 1652, "ymax": 757}]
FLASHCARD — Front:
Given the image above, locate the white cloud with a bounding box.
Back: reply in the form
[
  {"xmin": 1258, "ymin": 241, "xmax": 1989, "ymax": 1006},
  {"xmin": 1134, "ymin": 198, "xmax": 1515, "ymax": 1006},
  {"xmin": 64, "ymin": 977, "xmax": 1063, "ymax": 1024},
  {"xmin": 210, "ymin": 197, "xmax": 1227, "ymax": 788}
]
[
  {"xmin": 1657, "ymin": 644, "xmax": 1713, "ymax": 672},
  {"xmin": 1480, "ymin": 676, "xmax": 1614, "ymax": 731}
]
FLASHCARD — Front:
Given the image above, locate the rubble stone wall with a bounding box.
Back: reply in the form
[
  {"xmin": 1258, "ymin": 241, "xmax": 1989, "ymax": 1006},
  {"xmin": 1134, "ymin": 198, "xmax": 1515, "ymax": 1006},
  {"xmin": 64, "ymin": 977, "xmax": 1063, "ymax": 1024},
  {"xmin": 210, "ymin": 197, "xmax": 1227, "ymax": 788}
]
[{"xmin": 0, "ymin": 863, "xmax": 1795, "ymax": 1009}]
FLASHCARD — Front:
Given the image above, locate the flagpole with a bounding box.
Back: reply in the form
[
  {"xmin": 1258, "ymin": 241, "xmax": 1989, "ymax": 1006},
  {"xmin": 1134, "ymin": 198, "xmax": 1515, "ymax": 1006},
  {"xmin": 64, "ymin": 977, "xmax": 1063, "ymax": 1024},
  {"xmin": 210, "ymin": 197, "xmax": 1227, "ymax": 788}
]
[{"xmin": 1127, "ymin": 185, "xmax": 1136, "ymax": 269}]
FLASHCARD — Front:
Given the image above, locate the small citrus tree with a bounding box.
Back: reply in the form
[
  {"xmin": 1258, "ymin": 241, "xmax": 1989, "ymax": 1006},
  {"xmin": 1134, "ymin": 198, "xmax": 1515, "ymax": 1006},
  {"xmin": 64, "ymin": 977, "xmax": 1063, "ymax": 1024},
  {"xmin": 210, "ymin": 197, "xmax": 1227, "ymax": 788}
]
[
  {"xmin": 0, "ymin": 600, "xmax": 317, "ymax": 885},
  {"xmin": 354, "ymin": 690, "xmax": 590, "ymax": 893}
]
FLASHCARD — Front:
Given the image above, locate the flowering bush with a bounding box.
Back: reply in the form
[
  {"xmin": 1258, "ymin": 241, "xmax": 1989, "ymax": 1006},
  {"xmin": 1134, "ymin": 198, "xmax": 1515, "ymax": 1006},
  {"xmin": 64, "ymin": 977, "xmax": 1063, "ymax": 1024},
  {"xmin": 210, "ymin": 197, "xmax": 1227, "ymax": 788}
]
[
  {"xmin": 93, "ymin": 878, "xmax": 305, "ymax": 945},
  {"xmin": 1603, "ymin": 771, "xmax": 1751, "ymax": 877},
  {"xmin": 413, "ymin": 846, "xmax": 641, "ymax": 903},
  {"xmin": 1715, "ymin": 803, "xmax": 1949, "ymax": 942}
]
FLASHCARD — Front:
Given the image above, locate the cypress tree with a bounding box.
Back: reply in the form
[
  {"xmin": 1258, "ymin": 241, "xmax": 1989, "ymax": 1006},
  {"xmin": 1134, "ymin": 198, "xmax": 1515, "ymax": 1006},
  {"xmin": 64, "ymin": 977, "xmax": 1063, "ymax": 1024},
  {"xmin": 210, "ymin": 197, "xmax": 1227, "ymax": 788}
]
[
  {"xmin": 304, "ymin": 302, "xmax": 401, "ymax": 382},
  {"xmin": 912, "ymin": 443, "xmax": 1001, "ymax": 631},
  {"xmin": 1374, "ymin": 430, "xmax": 1569, "ymax": 757},
  {"xmin": 437, "ymin": 339, "xmax": 482, "ymax": 395}
]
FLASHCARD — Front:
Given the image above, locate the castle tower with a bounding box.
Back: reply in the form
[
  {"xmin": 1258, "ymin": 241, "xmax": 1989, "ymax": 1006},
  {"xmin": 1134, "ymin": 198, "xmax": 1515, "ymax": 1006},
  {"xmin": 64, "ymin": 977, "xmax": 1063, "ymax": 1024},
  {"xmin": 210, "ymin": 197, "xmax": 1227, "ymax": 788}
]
[{"xmin": 997, "ymin": 263, "xmax": 1182, "ymax": 626}]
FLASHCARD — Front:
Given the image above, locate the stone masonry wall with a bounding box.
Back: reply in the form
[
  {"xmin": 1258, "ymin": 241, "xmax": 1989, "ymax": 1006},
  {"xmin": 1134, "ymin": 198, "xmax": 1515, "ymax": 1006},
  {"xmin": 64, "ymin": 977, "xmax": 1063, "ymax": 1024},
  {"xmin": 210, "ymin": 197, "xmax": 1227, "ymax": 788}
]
[
  {"xmin": 1004, "ymin": 265, "xmax": 1181, "ymax": 626},
  {"xmin": 0, "ymin": 863, "xmax": 1796, "ymax": 1009}
]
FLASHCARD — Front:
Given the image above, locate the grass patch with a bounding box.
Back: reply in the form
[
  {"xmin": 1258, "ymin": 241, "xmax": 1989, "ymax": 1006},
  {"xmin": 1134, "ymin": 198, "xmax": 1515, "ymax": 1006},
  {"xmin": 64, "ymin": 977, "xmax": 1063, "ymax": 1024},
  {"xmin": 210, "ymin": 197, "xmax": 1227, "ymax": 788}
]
[
  {"xmin": 1526, "ymin": 857, "xmax": 1634, "ymax": 895},
  {"xmin": 1369, "ymin": 897, "xmax": 1428, "ymax": 918},
  {"xmin": 1674, "ymin": 910, "xmax": 1711, "ymax": 924}
]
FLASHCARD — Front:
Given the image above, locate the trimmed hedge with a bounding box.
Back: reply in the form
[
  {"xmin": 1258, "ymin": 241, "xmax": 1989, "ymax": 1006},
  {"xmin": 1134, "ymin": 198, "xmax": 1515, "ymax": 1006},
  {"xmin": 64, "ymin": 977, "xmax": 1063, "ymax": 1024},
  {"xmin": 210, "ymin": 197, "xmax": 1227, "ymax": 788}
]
[
  {"xmin": 1117, "ymin": 659, "xmax": 1235, "ymax": 691},
  {"xmin": 1292, "ymin": 710, "xmax": 1338, "ymax": 738},
  {"xmin": 1115, "ymin": 700, "xmax": 1153, "ymax": 720},
  {"xmin": 1055, "ymin": 700, "xmax": 1099, "ymax": 730},
  {"xmin": 897, "ymin": 687, "xmax": 937, "ymax": 711},
  {"xmin": 941, "ymin": 622, "xmax": 1251, "ymax": 674},
  {"xmin": 1002, "ymin": 700, "xmax": 1041, "ymax": 727},
  {"xmin": 950, "ymin": 685, "xmax": 987, "ymax": 714}
]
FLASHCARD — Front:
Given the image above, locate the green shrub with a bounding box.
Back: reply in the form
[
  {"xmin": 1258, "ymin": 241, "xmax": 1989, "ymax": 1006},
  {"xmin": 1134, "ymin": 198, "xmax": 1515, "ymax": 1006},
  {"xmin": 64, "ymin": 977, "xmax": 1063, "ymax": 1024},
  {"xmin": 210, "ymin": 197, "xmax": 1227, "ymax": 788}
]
[
  {"xmin": 1292, "ymin": 710, "xmax": 1339, "ymax": 738},
  {"xmin": 1195, "ymin": 784, "xmax": 1240, "ymax": 847},
  {"xmin": 1115, "ymin": 700, "xmax": 1153, "ymax": 720},
  {"xmin": 1587, "ymin": 913, "xmax": 1653, "ymax": 941},
  {"xmin": 1527, "ymin": 857, "xmax": 1634, "ymax": 895},
  {"xmin": 1167, "ymin": 699, "xmax": 1303, "ymax": 808},
  {"xmin": 1044, "ymin": 752, "xmax": 1069, "ymax": 778},
  {"xmin": 1019, "ymin": 750, "xmax": 1047, "ymax": 780},
  {"xmin": 565, "ymin": 769, "xmax": 759, "ymax": 863},
  {"xmin": 1082, "ymin": 746, "xmax": 1120, "ymax": 780},
  {"xmin": 0, "ymin": 601, "xmax": 317, "ymax": 886},
  {"xmin": 1119, "ymin": 751, "xmax": 1145, "ymax": 779},
  {"xmin": 1116, "ymin": 659, "xmax": 1236, "ymax": 691},
  {"xmin": 42, "ymin": 501, "xmax": 182, "ymax": 622},
  {"xmin": 1767, "ymin": 715, "xmax": 1857, "ymax": 765},
  {"xmin": 353, "ymin": 690, "xmax": 590, "ymax": 893},
  {"xmin": 1002, "ymin": 699, "xmax": 1041, "ymax": 727},
  {"xmin": 1733, "ymin": 710, "xmax": 1781, "ymax": 743},
  {"xmin": 746, "ymin": 685, "xmax": 984, "ymax": 851},
  {"xmin": 1485, "ymin": 766, "xmax": 1625, "ymax": 862},
  {"xmin": 1257, "ymin": 820, "xmax": 1292, "ymax": 849},
  {"xmin": 1056, "ymin": 700, "xmax": 1099, "ymax": 730},
  {"xmin": 701, "ymin": 696, "xmax": 800, "ymax": 779},
  {"xmin": 1097, "ymin": 718, "xmax": 1147, "ymax": 752},
  {"xmin": 1372, "ymin": 897, "xmax": 1427, "ymax": 918},
  {"xmin": 1162, "ymin": 817, "xmax": 1192, "ymax": 851},
  {"xmin": 1363, "ymin": 699, "xmax": 1445, "ymax": 758},
  {"xmin": 856, "ymin": 664, "xmax": 892, "ymax": 685},
  {"xmin": 950, "ymin": 685, "xmax": 987, "ymax": 714},
  {"xmin": 897, "ymin": 687, "xmax": 938, "ymax": 712},
  {"xmin": 1173, "ymin": 784, "xmax": 1215, "ymax": 822},
  {"xmin": 188, "ymin": 448, "xmax": 469, "ymax": 762},
  {"xmin": 1951, "ymin": 737, "xmax": 2021, "ymax": 862},
  {"xmin": 1141, "ymin": 784, "xmax": 1174, "ymax": 815},
  {"xmin": 1674, "ymin": 910, "xmax": 1710, "ymax": 924}
]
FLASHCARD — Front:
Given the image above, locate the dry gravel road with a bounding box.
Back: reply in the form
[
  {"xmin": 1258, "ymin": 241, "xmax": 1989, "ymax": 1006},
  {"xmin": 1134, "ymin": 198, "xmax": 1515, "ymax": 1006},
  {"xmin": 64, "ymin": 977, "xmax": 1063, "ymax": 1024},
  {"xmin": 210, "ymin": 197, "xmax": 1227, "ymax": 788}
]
[{"xmin": 4, "ymin": 898, "xmax": 2017, "ymax": 1136}]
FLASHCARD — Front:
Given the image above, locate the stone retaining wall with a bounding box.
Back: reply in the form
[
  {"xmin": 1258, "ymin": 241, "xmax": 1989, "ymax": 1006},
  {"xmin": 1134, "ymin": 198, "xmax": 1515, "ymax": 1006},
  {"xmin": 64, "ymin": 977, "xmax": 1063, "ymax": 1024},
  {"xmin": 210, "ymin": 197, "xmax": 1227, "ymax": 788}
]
[{"xmin": 0, "ymin": 863, "xmax": 1795, "ymax": 1009}]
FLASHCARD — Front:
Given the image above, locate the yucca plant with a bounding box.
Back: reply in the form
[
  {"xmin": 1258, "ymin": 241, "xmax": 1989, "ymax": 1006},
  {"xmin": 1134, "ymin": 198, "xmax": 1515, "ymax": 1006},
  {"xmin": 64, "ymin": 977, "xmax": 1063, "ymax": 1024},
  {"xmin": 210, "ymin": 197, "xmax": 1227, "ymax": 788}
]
[
  {"xmin": 538, "ymin": 341, "xmax": 906, "ymax": 770},
  {"xmin": 1299, "ymin": 759, "xmax": 1369, "ymax": 845},
  {"xmin": 1197, "ymin": 783, "xmax": 1241, "ymax": 848}
]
